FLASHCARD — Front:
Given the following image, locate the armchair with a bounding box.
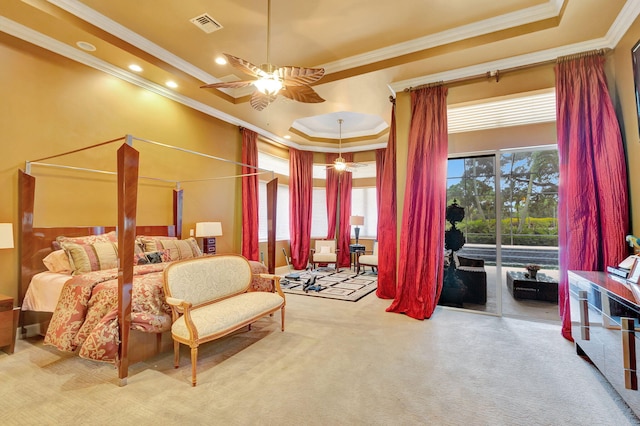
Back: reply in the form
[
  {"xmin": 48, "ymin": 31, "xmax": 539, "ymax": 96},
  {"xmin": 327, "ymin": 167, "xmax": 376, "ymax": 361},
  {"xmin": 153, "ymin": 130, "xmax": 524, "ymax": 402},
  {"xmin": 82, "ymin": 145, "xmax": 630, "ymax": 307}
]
[
  {"xmin": 356, "ymin": 241, "xmax": 378, "ymax": 274},
  {"xmin": 454, "ymin": 253, "xmax": 487, "ymax": 305},
  {"xmin": 311, "ymin": 240, "xmax": 339, "ymax": 271}
]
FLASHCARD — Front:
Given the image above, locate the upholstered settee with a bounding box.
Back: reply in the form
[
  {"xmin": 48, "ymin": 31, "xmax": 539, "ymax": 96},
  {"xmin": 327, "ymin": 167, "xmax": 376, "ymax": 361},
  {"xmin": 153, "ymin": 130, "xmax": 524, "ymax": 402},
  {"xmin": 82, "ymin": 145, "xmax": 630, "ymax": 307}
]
[
  {"xmin": 453, "ymin": 253, "xmax": 487, "ymax": 305},
  {"xmin": 163, "ymin": 254, "xmax": 285, "ymax": 386}
]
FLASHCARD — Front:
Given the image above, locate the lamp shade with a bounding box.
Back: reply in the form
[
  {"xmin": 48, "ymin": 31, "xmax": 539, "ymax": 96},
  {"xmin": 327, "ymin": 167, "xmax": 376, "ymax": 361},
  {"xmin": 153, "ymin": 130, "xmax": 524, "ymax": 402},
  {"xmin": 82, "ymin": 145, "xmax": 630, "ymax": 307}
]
[
  {"xmin": 0, "ymin": 223, "xmax": 14, "ymax": 249},
  {"xmin": 195, "ymin": 222, "xmax": 223, "ymax": 237},
  {"xmin": 350, "ymin": 215, "xmax": 364, "ymax": 226}
]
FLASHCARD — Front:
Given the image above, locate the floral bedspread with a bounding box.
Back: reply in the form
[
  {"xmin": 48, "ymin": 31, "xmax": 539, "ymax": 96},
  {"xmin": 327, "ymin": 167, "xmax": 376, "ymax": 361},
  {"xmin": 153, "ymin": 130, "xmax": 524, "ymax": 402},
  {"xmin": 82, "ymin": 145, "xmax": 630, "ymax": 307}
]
[{"xmin": 43, "ymin": 263, "xmax": 171, "ymax": 363}]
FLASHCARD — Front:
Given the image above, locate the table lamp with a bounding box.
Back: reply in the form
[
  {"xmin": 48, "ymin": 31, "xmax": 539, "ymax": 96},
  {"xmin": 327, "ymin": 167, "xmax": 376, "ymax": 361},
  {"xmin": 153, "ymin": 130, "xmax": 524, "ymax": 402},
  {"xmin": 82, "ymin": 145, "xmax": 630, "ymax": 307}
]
[
  {"xmin": 0, "ymin": 223, "xmax": 14, "ymax": 249},
  {"xmin": 350, "ymin": 215, "xmax": 364, "ymax": 245},
  {"xmin": 195, "ymin": 222, "xmax": 222, "ymax": 254}
]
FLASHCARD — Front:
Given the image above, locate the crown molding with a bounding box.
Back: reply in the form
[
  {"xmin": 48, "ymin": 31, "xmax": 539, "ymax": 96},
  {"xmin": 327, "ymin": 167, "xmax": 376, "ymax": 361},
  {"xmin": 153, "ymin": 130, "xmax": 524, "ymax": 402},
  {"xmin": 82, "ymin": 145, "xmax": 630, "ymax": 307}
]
[
  {"xmin": 389, "ymin": 0, "xmax": 640, "ymax": 92},
  {"xmin": 604, "ymin": 0, "xmax": 640, "ymax": 47},
  {"xmin": 319, "ymin": 0, "xmax": 565, "ymax": 73},
  {"xmin": 47, "ymin": 0, "xmax": 220, "ymax": 84},
  {"xmin": 48, "ymin": 0, "xmax": 566, "ymax": 91},
  {"xmin": 389, "ymin": 37, "xmax": 612, "ymax": 94}
]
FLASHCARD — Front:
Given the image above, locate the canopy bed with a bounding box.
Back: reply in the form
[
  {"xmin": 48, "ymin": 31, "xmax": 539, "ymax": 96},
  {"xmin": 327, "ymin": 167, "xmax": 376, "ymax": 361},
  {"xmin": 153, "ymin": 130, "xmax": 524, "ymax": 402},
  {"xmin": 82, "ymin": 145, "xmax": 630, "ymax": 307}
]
[{"xmin": 18, "ymin": 134, "xmax": 278, "ymax": 385}]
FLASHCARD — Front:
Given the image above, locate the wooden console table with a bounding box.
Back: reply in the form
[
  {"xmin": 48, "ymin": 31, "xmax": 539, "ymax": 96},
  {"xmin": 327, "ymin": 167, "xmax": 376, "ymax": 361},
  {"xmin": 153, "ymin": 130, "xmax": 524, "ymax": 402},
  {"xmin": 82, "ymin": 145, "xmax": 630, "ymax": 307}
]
[{"xmin": 569, "ymin": 271, "xmax": 640, "ymax": 417}]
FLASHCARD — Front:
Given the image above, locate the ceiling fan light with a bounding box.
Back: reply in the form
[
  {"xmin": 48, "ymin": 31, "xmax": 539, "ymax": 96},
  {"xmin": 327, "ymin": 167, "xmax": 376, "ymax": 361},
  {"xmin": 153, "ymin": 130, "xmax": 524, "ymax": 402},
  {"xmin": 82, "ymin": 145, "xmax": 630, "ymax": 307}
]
[
  {"xmin": 253, "ymin": 75, "xmax": 283, "ymax": 95},
  {"xmin": 334, "ymin": 158, "xmax": 347, "ymax": 171}
]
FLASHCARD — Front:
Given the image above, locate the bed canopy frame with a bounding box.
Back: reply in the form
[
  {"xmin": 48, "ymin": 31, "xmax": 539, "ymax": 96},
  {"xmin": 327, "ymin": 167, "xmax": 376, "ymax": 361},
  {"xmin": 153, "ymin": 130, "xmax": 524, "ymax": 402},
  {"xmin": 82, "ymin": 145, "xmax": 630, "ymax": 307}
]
[{"xmin": 18, "ymin": 134, "xmax": 278, "ymax": 385}]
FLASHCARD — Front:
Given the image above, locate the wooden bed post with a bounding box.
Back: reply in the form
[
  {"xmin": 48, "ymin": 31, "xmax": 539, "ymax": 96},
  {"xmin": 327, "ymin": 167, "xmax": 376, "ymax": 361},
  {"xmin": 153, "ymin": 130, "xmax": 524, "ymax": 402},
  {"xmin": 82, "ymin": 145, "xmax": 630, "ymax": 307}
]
[
  {"xmin": 18, "ymin": 170, "xmax": 35, "ymax": 336},
  {"xmin": 173, "ymin": 188, "xmax": 183, "ymax": 239},
  {"xmin": 117, "ymin": 143, "xmax": 139, "ymax": 386},
  {"xmin": 266, "ymin": 178, "xmax": 277, "ymax": 274}
]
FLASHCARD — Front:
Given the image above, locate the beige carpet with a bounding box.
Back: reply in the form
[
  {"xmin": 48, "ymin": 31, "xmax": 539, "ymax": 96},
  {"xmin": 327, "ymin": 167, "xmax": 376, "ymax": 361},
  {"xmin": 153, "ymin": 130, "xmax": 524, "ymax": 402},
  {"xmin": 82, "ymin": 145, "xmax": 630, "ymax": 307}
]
[{"xmin": 0, "ymin": 293, "xmax": 638, "ymax": 425}]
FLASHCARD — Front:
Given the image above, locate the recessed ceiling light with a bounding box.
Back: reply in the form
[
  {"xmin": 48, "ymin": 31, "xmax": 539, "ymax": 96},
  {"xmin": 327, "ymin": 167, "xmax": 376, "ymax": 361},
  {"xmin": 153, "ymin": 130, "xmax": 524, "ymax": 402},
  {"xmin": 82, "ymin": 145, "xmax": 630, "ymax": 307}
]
[
  {"xmin": 215, "ymin": 57, "xmax": 227, "ymax": 65},
  {"xmin": 128, "ymin": 64, "xmax": 143, "ymax": 72},
  {"xmin": 284, "ymin": 135, "xmax": 291, "ymax": 139},
  {"xmin": 166, "ymin": 81, "xmax": 178, "ymax": 88},
  {"xmin": 76, "ymin": 41, "xmax": 96, "ymax": 51}
]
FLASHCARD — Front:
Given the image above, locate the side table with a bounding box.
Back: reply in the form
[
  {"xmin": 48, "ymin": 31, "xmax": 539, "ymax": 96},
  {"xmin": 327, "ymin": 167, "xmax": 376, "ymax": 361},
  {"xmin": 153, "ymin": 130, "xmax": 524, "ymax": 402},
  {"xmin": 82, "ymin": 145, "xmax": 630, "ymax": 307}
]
[
  {"xmin": 349, "ymin": 244, "xmax": 366, "ymax": 271},
  {"xmin": 0, "ymin": 294, "xmax": 18, "ymax": 354},
  {"xmin": 506, "ymin": 271, "xmax": 558, "ymax": 302}
]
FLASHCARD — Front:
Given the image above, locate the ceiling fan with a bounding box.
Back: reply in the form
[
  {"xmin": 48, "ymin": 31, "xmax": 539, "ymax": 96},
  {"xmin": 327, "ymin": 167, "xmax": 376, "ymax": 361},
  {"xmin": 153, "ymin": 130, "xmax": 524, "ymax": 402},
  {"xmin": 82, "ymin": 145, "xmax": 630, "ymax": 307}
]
[
  {"xmin": 329, "ymin": 119, "xmax": 367, "ymax": 173},
  {"xmin": 200, "ymin": 0, "xmax": 325, "ymax": 111}
]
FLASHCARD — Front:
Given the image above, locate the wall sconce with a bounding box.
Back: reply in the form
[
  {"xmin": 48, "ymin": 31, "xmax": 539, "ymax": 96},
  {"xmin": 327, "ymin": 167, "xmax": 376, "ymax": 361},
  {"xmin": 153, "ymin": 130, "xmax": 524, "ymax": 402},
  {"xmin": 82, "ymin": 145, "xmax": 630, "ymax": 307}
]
[
  {"xmin": 350, "ymin": 215, "xmax": 364, "ymax": 245},
  {"xmin": 195, "ymin": 222, "xmax": 222, "ymax": 254},
  {"xmin": 0, "ymin": 223, "xmax": 14, "ymax": 249}
]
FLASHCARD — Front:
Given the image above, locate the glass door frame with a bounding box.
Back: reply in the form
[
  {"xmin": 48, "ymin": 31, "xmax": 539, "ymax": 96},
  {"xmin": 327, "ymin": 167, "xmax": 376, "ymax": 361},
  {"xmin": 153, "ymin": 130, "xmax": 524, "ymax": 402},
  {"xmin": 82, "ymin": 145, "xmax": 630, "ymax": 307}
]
[{"xmin": 447, "ymin": 152, "xmax": 502, "ymax": 317}]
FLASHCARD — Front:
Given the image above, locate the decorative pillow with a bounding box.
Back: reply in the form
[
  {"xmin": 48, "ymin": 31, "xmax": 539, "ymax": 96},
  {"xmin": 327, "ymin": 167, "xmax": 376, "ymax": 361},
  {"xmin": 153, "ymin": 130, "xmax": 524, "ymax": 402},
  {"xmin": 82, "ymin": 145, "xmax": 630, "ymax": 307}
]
[
  {"xmin": 42, "ymin": 249, "xmax": 72, "ymax": 274},
  {"xmin": 144, "ymin": 237, "xmax": 202, "ymax": 261},
  {"xmin": 133, "ymin": 250, "xmax": 171, "ymax": 265},
  {"xmin": 137, "ymin": 235, "xmax": 177, "ymax": 252},
  {"xmin": 61, "ymin": 241, "xmax": 119, "ymax": 274},
  {"xmin": 56, "ymin": 231, "xmax": 117, "ymax": 246},
  {"xmin": 320, "ymin": 245, "xmax": 331, "ymax": 254}
]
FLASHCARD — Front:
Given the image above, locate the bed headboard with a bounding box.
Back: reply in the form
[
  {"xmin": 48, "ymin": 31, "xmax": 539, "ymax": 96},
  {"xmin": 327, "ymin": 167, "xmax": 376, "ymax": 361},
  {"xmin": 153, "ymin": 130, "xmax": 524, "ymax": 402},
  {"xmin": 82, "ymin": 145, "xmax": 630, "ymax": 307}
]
[{"xmin": 20, "ymin": 225, "xmax": 177, "ymax": 309}]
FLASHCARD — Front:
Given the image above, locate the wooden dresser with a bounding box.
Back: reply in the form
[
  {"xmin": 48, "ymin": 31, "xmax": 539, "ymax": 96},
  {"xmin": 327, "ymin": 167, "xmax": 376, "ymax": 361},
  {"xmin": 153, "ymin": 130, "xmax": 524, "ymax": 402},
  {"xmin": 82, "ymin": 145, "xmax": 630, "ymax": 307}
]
[
  {"xmin": 569, "ymin": 271, "xmax": 640, "ymax": 416},
  {"xmin": 0, "ymin": 294, "xmax": 18, "ymax": 355}
]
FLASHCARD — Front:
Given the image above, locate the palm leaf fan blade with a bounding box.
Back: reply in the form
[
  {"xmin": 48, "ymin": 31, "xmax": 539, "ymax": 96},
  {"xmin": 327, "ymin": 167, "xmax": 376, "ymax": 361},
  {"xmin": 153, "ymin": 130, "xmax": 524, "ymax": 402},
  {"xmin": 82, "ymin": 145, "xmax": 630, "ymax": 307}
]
[
  {"xmin": 280, "ymin": 85, "xmax": 325, "ymax": 103},
  {"xmin": 224, "ymin": 53, "xmax": 267, "ymax": 78},
  {"xmin": 250, "ymin": 91, "xmax": 277, "ymax": 111},
  {"xmin": 200, "ymin": 80, "xmax": 255, "ymax": 89},
  {"xmin": 278, "ymin": 66, "xmax": 325, "ymax": 86}
]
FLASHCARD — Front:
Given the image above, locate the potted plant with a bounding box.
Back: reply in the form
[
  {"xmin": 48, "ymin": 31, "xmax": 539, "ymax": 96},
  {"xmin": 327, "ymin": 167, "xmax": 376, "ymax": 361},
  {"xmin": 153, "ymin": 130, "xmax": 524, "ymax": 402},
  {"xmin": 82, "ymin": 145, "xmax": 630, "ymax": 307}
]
[{"xmin": 525, "ymin": 263, "xmax": 541, "ymax": 280}]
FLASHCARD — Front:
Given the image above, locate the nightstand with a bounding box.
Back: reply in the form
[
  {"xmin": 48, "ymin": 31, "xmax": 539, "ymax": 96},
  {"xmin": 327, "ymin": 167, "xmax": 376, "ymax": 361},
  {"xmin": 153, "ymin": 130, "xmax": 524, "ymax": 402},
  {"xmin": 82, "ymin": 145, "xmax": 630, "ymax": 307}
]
[
  {"xmin": 0, "ymin": 294, "xmax": 18, "ymax": 354},
  {"xmin": 202, "ymin": 237, "xmax": 217, "ymax": 255}
]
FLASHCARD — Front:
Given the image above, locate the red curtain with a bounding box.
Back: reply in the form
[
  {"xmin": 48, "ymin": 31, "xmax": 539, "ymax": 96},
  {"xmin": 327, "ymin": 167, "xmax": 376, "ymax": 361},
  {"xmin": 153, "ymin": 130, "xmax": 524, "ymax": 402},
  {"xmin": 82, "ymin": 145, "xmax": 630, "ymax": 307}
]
[
  {"xmin": 376, "ymin": 100, "xmax": 398, "ymax": 299},
  {"xmin": 241, "ymin": 128, "xmax": 259, "ymax": 261},
  {"xmin": 555, "ymin": 52, "xmax": 629, "ymax": 340},
  {"xmin": 326, "ymin": 152, "xmax": 353, "ymax": 267},
  {"xmin": 387, "ymin": 86, "xmax": 448, "ymax": 319},
  {"xmin": 289, "ymin": 148, "xmax": 314, "ymax": 270}
]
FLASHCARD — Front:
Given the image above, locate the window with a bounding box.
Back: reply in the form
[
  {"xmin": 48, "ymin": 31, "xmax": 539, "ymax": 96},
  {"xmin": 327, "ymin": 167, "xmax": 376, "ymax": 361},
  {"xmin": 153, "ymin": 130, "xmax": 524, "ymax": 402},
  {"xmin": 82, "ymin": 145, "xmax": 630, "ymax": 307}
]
[
  {"xmin": 500, "ymin": 149, "xmax": 558, "ymax": 247},
  {"xmin": 258, "ymin": 181, "xmax": 290, "ymax": 242},
  {"xmin": 257, "ymin": 152, "xmax": 290, "ymax": 242},
  {"xmin": 311, "ymin": 188, "xmax": 328, "ymax": 238},
  {"xmin": 446, "ymin": 148, "xmax": 559, "ymax": 249},
  {"xmin": 351, "ymin": 187, "xmax": 377, "ymax": 238},
  {"xmin": 257, "ymin": 151, "xmax": 379, "ymax": 242}
]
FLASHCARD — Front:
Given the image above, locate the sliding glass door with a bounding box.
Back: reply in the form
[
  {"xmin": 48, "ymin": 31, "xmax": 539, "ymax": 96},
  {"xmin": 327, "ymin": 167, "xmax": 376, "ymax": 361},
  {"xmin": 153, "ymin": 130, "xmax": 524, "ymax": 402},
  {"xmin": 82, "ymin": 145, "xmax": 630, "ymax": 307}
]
[
  {"xmin": 446, "ymin": 154, "xmax": 499, "ymax": 315},
  {"xmin": 445, "ymin": 148, "xmax": 559, "ymax": 320}
]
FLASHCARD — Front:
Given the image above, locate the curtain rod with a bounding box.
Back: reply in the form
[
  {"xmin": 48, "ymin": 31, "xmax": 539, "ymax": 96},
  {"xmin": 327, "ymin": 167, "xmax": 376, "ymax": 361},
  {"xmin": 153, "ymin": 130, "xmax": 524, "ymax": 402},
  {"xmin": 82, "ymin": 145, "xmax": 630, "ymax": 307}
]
[{"xmin": 404, "ymin": 48, "xmax": 611, "ymax": 92}]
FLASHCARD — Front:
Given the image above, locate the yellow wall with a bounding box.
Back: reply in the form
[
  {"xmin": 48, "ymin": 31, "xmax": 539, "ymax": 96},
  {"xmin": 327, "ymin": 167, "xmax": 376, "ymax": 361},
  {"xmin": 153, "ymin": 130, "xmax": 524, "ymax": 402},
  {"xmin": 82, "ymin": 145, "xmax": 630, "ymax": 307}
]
[
  {"xmin": 612, "ymin": 16, "xmax": 640, "ymax": 233},
  {"xmin": 0, "ymin": 33, "xmax": 244, "ymax": 299}
]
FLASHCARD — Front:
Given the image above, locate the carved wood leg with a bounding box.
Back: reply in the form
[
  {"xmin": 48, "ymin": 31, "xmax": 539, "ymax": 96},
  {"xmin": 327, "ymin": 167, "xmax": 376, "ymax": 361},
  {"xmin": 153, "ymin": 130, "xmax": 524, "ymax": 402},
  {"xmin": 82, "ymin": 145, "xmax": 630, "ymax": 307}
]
[
  {"xmin": 173, "ymin": 340, "xmax": 180, "ymax": 368},
  {"xmin": 191, "ymin": 346, "xmax": 198, "ymax": 387},
  {"xmin": 281, "ymin": 307, "xmax": 285, "ymax": 332}
]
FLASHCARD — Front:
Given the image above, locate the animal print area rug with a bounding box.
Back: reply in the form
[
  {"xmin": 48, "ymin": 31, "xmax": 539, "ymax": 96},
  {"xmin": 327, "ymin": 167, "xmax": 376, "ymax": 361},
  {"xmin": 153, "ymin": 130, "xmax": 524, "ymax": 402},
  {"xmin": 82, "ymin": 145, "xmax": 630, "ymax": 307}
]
[{"xmin": 279, "ymin": 269, "xmax": 377, "ymax": 302}]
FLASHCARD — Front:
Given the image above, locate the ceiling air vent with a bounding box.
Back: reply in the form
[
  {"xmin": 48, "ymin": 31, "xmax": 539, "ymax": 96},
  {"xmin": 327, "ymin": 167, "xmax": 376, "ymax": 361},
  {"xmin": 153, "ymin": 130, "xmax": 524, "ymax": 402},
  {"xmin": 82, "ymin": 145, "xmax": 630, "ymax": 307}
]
[{"xmin": 190, "ymin": 13, "xmax": 223, "ymax": 34}]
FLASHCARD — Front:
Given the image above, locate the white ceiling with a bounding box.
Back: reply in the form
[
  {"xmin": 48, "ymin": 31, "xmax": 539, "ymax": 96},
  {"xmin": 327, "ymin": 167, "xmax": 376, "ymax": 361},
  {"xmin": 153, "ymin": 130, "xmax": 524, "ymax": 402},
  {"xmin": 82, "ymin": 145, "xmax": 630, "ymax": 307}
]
[{"xmin": 2, "ymin": 0, "xmax": 637, "ymax": 151}]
